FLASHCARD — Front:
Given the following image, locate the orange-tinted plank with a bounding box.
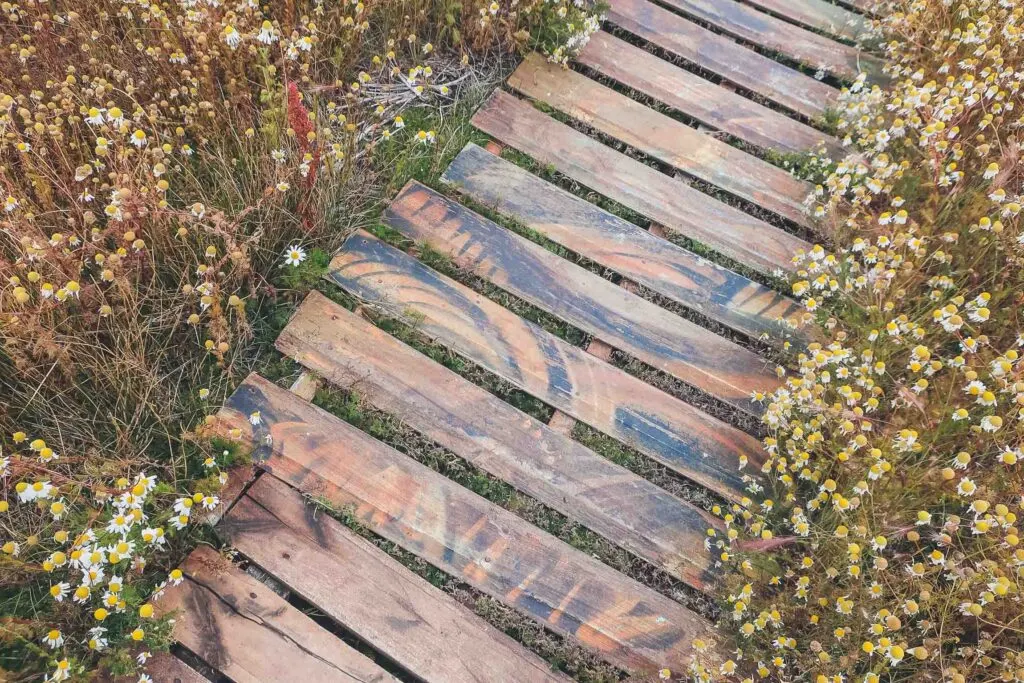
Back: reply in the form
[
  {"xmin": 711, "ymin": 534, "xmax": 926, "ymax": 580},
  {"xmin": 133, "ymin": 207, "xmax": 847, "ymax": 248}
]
[
  {"xmin": 607, "ymin": 0, "xmax": 837, "ymax": 119},
  {"xmin": 656, "ymin": 0, "xmax": 882, "ymax": 79},
  {"xmin": 215, "ymin": 374, "xmax": 721, "ymax": 673},
  {"xmin": 277, "ymin": 291, "xmax": 722, "ymax": 588},
  {"xmin": 325, "ymin": 231, "xmax": 764, "ymax": 501},
  {"xmin": 472, "ymin": 90, "xmax": 808, "ymax": 275},
  {"xmin": 739, "ymin": 0, "xmax": 869, "ymax": 40},
  {"xmin": 443, "ymin": 143, "xmax": 808, "ymax": 344},
  {"xmin": 509, "ymin": 54, "xmax": 814, "ymax": 229},
  {"xmin": 577, "ymin": 31, "xmax": 843, "ymax": 158},
  {"xmin": 385, "ymin": 181, "xmax": 778, "ymax": 415},
  {"xmin": 157, "ymin": 546, "xmax": 392, "ymax": 683},
  {"xmin": 222, "ymin": 476, "xmax": 568, "ymax": 683}
]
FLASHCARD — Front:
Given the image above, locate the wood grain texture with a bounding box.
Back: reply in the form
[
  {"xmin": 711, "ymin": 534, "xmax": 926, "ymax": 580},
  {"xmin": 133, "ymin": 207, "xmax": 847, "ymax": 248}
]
[
  {"xmin": 577, "ymin": 31, "xmax": 843, "ymax": 158},
  {"xmin": 738, "ymin": 0, "xmax": 869, "ymax": 40},
  {"xmin": 277, "ymin": 291, "xmax": 722, "ymax": 588},
  {"xmin": 222, "ymin": 476, "xmax": 567, "ymax": 683},
  {"xmin": 443, "ymin": 143, "xmax": 808, "ymax": 345},
  {"xmin": 157, "ymin": 545, "xmax": 393, "ymax": 683},
  {"xmin": 325, "ymin": 231, "xmax": 764, "ymax": 501},
  {"xmin": 216, "ymin": 374, "xmax": 721, "ymax": 673},
  {"xmin": 606, "ymin": 0, "xmax": 837, "ymax": 119},
  {"xmin": 385, "ymin": 181, "xmax": 778, "ymax": 415},
  {"xmin": 116, "ymin": 653, "xmax": 210, "ymax": 683},
  {"xmin": 472, "ymin": 90, "xmax": 808, "ymax": 275},
  {"xmin": 655, "ymin": 0, "xmax": 882, "ymax": 79},
  {"xmin": 509, "ymin": 54, "xmax": 814, "ymax": 229}
]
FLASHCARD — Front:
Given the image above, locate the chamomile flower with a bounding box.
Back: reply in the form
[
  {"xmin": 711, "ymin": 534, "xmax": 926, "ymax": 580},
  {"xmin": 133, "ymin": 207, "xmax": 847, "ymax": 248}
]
[{"xmin": 282, "ymin": 245, "xmax": 305, "ymax": 266}]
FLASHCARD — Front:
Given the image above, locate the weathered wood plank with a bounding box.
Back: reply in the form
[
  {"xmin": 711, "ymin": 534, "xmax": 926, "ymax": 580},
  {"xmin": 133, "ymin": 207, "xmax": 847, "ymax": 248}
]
[
  {"xmin": 509, "ymin": 54, "xmax": 814, "ymax": 229},
  {"xmin": 116, "ymin": 652, "xmax": 210, "ymax": 683},
  {"xmin": 739, "ymin": 0, "xmax": 869, "ymax": 40},
  {"xmin": 147, "ymin": 654, "xmax": 209, "ymax": 683},
  {"xmin": 157, "ymin": 545, "xmax": 393, "ymax": 683},
  {"xmin": 385, "ymin": 181, "xmax": 778, "ymax": 415},
  {"xmin": 443, "ymin": 143, "xmax": 808, "ymax": 344},
  {"xmin": 839, "ymin": 0, "xmax": 877, "ymax": 15},
  {"xmin": 326, "ymin": 231, "xmax": 764, "ymax": 501},
  {"xmin": 222, "ymin": 476, "xmax": 567, "ymax": 683},
  {"xmin": 216, "ymin": 374, "xmax": 721, "ymax": 673},
  {"xmin": 606, "ymin": 0, "xmax": 837, "ymax": 119},
  {"xmin": 577, "ymin": 31, "xmax": 843, "ymax": 158},
  {"xmin": 277, "ymin": 291, "xmax": 722, "ymax": 588},
  {"xmin": 472, "ymin": 90, "xmax": 808, "ymax": 275},
  {"xmin": 655, "ymin": 0, "xmax": 882, "ymax": 79}
]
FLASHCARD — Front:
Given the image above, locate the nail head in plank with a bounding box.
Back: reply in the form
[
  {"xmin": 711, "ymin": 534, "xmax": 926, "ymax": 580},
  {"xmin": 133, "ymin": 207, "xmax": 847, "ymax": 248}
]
[
  {"xmin": 509, "ymin": 54, "xmax": 814, "ymax": 229},
  {"xmin": 577, "ymin": 31, "xmax": 843, "ymax": 157},
  {"xmin": 277, "ymin": 291, "xmax": 722, "ymax": 587},
  {"xmin": 217, "ymin": 374, "xmax": 721, "ymax": 673},
  {"xmin": 472, "ymin": 90, "xmax": 808, "ymax": 275},
  {"xmin": 385, "ymin": 181, "xmax": 777, "ymax": 415},
  {"xmin": 655, "ymin": 0, "xmax": 881, "ymax": 80},
  {"xmin": 442, "ymin": 143, "xmax": 809, "ymax": 343},
  {"xmin": 326, "ymin": 231, "xmax": 763, "ymax": 501},
  {"xmin": 739, "ymin": 0, "xmax": 870, "ymax": 41},
  {"xmin": 157, "ymin": 545, "xmax": 393, "ymax": 683},
  {"xmin": 607, "ymin": 0, "xmax": 836, "ymax": 119},
  {"xmin": 222, "ymin": 476, "xmax": 568, "ymax": 683}
]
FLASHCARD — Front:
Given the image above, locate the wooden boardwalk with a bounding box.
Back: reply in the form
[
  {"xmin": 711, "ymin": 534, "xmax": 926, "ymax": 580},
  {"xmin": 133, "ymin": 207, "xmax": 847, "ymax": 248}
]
[{"xmin": 157, "ymin": 4, "xmax": 871, "ymax": 680}]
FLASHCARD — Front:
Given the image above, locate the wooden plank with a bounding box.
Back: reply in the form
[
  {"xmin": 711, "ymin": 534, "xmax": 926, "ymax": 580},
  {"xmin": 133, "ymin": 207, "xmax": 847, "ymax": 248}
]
[
  {"xmin": 145, "ymin": 654, "xmax": 209, "ymax": 683},
  {"xmin": 215, "ymin": 374, "xmax": 722, "ymax": 674},
  {"xmin": 606, "ymin": 0, "xmax": 837, "ymax": 119},
  {"xmin": 326, "ymin": 231, "xmax": 764, "ymax": 501},
  {"xmin": 116, "ymin": 652, "xmax": 210, "ymax": 683},
  {"xmin": 157, "ymin": 545, "xmax": 393, "ymax": 683},
  {"xmin": 577, "ymin": 31, "xmax": 843, "ymax": 158},
  {"xmin": 839, "ymin": 0, "xmax": 877, "ymax": 15},
  {"xmin": 222, "ymin": 476, "xmax": 568, "ymax": 683},
  {"xmin": 472, "ymin": 90, "xmax": 808, "ymax": 275},
  {"xmin": 385, "ymin": 181, "xmax": 778, "ymax": 416},
  {"xmin": 738, "ymin": 0, "xmax": 869, "ymax": 40},
  {"xmin": 443, "ymin": 143, "xmax": 808, "ymax": 344},
  {"xmin": 509, "ymin": 54, "xmax": 814, "ymax": 229},
  {"xmin": 277, "ymin": 291, "xmax": 723, "ymax": 588},
  {"xmin": 655, "ymin": 0, "xmax": 882, "ymax": 80}
]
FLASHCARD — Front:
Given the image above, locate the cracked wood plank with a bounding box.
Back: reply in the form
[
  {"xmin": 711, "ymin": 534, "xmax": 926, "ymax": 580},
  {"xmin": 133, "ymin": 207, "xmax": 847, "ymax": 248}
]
[
  {"xmin": 443, "ymin": 143, "xmax": 809, "ymax": 345},
  {"xmin": 577, "ymin": 31, "xmax": 843, "ymax": 157},
  {"xmin": 384, "ymin": 181, "xmax": 778, "ymax": 416},
  {"xmin": 472, "ymin": 90, "xmax": 808, "ymax": 275},
  {"xmin": 221, "ymin": 475, "xmax": 567, "ymax": 683},
  {"xmin": 324, "ymin": 231, "xmax": 763, "ymax": 501},
  {"xmin": 509, "ymin": 53, "xmax": 814, "ymax": 230},
  {"xmin": 214, "ymin": 374, "xmax": 722, "ymax": 674},
  {"xmin": 277, "ymin": 291, "xmax": 722, "ymax": 589},
  {"xmin": 157, "ymin": 545, "xmax": 393, "ymax": 683},
  {"xmin": 606, "ymin": 0, "xmax": 837, "ymax": 119}
]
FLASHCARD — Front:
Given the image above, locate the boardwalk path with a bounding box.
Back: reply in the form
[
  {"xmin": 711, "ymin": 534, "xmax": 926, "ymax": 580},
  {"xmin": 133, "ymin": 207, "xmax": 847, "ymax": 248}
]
[{"xmin": 158, "ymin": 4, "xmax": 873, "ymax": 680}]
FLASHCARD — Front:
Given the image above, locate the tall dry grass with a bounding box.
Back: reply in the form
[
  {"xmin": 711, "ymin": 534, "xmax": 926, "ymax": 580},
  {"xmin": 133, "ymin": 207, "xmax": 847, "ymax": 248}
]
[{"xmin": 0, "ymin": 0, "xmax": 601, "ymax": 679}]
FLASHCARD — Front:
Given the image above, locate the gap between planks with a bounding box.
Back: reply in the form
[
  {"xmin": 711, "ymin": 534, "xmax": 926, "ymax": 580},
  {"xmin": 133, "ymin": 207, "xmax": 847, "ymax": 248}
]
[{"xmin": 213, "ymin": 374, "xmax": 724, "ymax": 674}]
